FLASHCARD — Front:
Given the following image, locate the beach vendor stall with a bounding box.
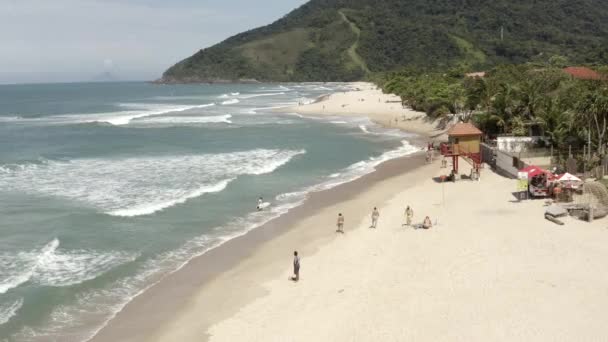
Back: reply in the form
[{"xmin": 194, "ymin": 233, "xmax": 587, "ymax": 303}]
[
  {"xmin": 556, "ymin": 173, "xmax": 582, "ymax": 189},
  {"xmin": 553, "ymin": 173, "xmax": 583, "ymax": 202},
  {"xmin": 519, "ymin": 165, "xmax": 554, "ymax": 198}
]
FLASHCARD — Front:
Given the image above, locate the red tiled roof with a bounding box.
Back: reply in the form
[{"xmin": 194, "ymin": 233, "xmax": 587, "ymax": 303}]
[
  {"xmin": 563, "ymin": 67, "xmax": 602, "ymax": 80},
  {"xmin": 448, "ymin": 122, "xmax": 482, "ymax": 137}
]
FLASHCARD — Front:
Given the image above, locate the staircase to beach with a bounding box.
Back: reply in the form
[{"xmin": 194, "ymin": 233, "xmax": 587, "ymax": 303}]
[{"xmin": 440, "ymin": 143, "xmax": 482, "ymax": 171}]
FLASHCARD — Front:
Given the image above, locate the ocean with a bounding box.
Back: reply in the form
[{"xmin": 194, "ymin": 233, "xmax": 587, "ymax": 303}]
[{"xmin": 0, "ymin": 82, "xmax": 418, "ymax": 341}]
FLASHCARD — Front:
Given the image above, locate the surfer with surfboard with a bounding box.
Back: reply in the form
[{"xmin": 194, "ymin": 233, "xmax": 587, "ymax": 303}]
[{"xmin": 257, "ymin": 197, "xmax": 269, "ymax": 211}]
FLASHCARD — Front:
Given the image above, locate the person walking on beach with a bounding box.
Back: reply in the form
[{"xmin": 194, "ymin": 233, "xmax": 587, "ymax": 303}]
[
  {"xmin": 257, "ymin": 197, "xmax": 263, "ymax": 211},
  {"xmin": 291, "ymin": 251, "xmax": 300, "ymax": 282},
  {"xmin": 370, "ymin": 207, "xmax": 380, "ymax": 228},
  {"xmin": 336, "ymin": 213, "xmax": 345, "ymax": 233},
  {"xmin": 404, "ymin": 206, "xmax": 413, "ymax": 227}
]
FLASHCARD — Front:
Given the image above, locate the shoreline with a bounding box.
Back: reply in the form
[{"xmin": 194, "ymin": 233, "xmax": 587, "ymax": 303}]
[
  {"xmin": 277, "ymin": 82, "xmax": 449, "ymax": 140},
  {"xmin": 90, "ymin": 82, "xmax": 433, "ymax": 342},
  {"xmin": 90, "ymin": 81, "xmax": 608, "ymax": 342},
  {"xmin": 91, "ymin": 151, "xmax": 431, "ymax": 342}
]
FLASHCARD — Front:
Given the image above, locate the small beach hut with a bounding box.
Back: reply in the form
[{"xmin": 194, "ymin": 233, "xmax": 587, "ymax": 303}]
[{"xmin": 441, "ymin": 122, "xmax": 483, "ymax": 174}]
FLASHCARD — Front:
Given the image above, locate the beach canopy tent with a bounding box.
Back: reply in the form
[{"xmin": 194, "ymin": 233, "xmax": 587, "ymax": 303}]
[
  {"xmin": 520, "ymin": 165, "xmax": 555, "ymax": 197},
  {"xmin": 519, "ymin": 165, "xmax": 554, "ymax": 178},
  {"xmin": 557, "ymin": 173, "xmax": 582, "ymax": 182}
]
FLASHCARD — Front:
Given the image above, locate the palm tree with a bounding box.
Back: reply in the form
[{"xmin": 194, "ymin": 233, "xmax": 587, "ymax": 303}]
[{"xmin": 575, "ymin": 84, "xmax": 608, "ymax": 155}]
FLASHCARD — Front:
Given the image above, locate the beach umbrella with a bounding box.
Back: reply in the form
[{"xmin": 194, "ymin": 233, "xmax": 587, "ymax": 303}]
[{"xmin": 557, "ymin": 173, "xmax": 582, "ymax": 182}]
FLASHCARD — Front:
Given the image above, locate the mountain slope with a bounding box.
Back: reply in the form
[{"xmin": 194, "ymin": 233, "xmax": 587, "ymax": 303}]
[{"xmin": 161, "ymin": 0, "xmax": 608, "ymax": 83}]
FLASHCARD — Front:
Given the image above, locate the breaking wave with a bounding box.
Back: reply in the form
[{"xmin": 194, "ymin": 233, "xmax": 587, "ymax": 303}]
[
  {"xmin": 0, "ymin": 298, "xmax": 23, "ymax": 326},
  {"xmin": 221, "ymin": 99, "xmax": 240, "ymax": 105},
  {"xmin": 4, "ymin": 103, "xmax": 217, "ymax": 126},
  {"xmin": 0, "ymin": 239, "xmax": 138, "ymax": 294},
  {"xmin": 134, "ymin": 114, "xmax": 232, "ymax": 125},
  {"xmin": 0, "ymin": 149, "xmax": 306, "ymax": 217}
]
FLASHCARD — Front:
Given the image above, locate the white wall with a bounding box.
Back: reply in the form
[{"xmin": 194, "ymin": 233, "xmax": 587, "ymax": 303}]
[{"xmin": 496, "ymin": 136, "xmax": 542, "ymax": 153}]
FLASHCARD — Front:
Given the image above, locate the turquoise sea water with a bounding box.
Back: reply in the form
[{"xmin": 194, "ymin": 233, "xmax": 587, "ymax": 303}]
[{"xmin": 0, "ymin": 82, "xmax": 417, "ymax": 341}]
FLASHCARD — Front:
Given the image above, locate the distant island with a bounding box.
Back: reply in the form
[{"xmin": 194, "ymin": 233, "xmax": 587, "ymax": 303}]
[{"xmin": 159, "ymin": 0, "xmax": 608, "ymax": 83}]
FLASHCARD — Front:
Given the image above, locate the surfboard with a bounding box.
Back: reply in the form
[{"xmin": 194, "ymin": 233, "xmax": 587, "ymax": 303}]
[{"xmin": 257, "ymin": 202, "xmax": 270, "ymax": 210}]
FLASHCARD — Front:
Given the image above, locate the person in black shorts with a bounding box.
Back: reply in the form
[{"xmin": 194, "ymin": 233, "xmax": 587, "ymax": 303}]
[{"xmin": 291, "ymin": 251, "xmax": 300, "ymax": 282}]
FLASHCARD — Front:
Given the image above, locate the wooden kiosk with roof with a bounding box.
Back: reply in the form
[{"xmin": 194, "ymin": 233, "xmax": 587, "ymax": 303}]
[{"xmin": 440, "ymin": 122, "xmax": 483, "ymax": 175}]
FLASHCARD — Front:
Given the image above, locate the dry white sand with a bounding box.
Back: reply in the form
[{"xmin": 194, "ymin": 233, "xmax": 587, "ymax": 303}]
[
  {"xmin": 147, "ymin": 157, "xmax": 608, "ymax": 342},
  {"xmin": 280, "ymin": 82, "xmax": 448, "ymax": 139}
]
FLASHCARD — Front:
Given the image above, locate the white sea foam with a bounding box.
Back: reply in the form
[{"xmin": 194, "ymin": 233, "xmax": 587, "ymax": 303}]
[
  {"xmin": 230, "ymin": 92, "xmax": 240, "ymax": 96},
  {"xmin": 241, "ymin": 92, "xmax": 285, "ymax": 99},
  {"xmin": 218, "ymin": 94, "xmax": 229, "ymax": 99},
  {"xmin": 152, "ymin": 95, "xmax": 211, "ymax": 101},
  {"xmin": 241, "ymin": 105, "xmax": 290, "ymax": 115},
  {"xmin": 103, "ymin": 103, "xmax": 216, "ymax": 125},
  {"xmin": 0, "ymin": 298, "xmax": 23, "ymax": 325},
  {"xmin": 135, "ymin": 114, "xmax": 232, "ymax": 125},
  {"xmin": 359, "ymin": 124, "xmax": 371, "ymax": 133},
  {"xmin": 221, "ymin": 99, "xmax": 240, "ymax": 105},
  {"xmin": 7, "ymin": 103, "xmax": 217, "ymax": 126},
  {"xmin": 274, "ymin": 140, "xmax": 420, "ymax": 205},
  {"xmin": 299, "ymin": 97, "xmax": 315, "ymax": 105},
  {"xmin": 0, "ymin": 149, "xmax": 305, "ymax": 217},
  {"xmin": 109, "ymin": 179, "xmax": 233, "ymax": 217},
  {"xmin": 0, "ymin": 116, "xmax": 21, "ymax": 122},
  {"xmin": 0, "ymin": 239, "xmax": 138, "ymax": 294}
]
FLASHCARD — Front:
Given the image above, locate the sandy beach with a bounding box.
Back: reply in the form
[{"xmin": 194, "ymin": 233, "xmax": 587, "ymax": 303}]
[
  {"xmin": 281, "ymin": 82, "xmax": 449, "ymax": 140},
  {"xmin": 91, "ymin": 84, "xmax": 608, "ymax": 342}
]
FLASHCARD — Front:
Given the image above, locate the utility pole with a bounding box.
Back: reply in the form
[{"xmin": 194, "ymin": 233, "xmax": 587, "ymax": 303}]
[{"xmin": 589, "ymin": 125, "xmax": 592, "ymax": 160}]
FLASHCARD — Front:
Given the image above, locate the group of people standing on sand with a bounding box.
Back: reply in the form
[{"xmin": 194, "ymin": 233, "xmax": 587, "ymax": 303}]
[
  {"xmin": 290, "ymin": 205, "xmax": 433, "ymax": 282},
  {"xmin": 337, "ymin": 205, "xmax": 433, "ymax": 233},
  {"xmin": 402, "ymin": 205, "xmax": 433, "ymax": 229}
]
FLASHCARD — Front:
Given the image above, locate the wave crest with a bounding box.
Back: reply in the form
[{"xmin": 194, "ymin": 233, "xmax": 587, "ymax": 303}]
[
  {"xmin": 0, "ymin": 149, "xmax": 306, "ymax": 217},
  {"xmin": 4, "ymin": 103, "xmax": 217, "ymax": 126},
  {"xmin": 0, "ymin": 239, "xmax": 138, "ymax": 294},
  {"xmin": 0, "ymin": 298, "xmax": 23, "ymax": 325},
  {"xmin": 135, "ymin": 114, "xmax": 232, "ymax": 125},
  {"xmin": 221, "ymin": 99, "xmax": 240, "ymax": 105}
]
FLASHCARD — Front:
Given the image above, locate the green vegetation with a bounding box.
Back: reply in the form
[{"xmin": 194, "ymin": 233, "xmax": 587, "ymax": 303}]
[
  {"xmin": 378, "ymin": 61, "xmax": 608, "ymax": 155},
  {"xmin": 162, "ymin": 0, "xmax": 608, "ymax": 83},
  {"xmin": 338, "ymin": 10, "xmax": 369, "ymax": 74}
]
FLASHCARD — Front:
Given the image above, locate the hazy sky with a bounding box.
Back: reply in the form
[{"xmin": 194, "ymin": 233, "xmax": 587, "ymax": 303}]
[{"xmin": 0, "ymin": 0, "xmax": 308, "ymax": 84}]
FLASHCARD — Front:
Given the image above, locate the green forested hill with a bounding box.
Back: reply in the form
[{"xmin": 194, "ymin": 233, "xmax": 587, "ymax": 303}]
[{"xmin": 160, "ymin": 0, "xmax": 608, "ymax": 83}]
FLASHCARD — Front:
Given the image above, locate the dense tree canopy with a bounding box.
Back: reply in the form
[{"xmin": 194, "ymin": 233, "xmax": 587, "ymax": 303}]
[
  {"xmin": 161, "ymin": 0, "xmax": 608, "ymax": 82},
  {"xmin": 378, "ymin": 61, "xmax": 608, "ymax": 156}
]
